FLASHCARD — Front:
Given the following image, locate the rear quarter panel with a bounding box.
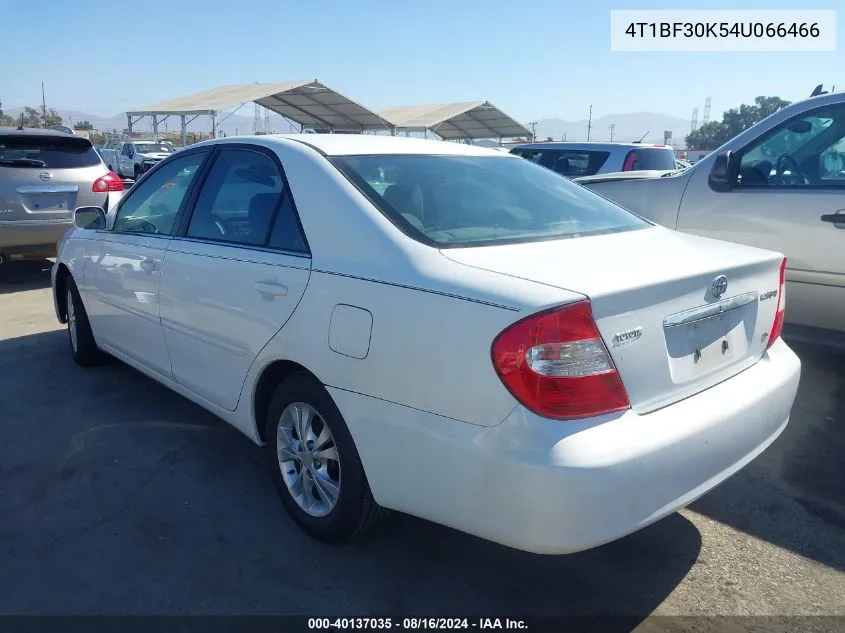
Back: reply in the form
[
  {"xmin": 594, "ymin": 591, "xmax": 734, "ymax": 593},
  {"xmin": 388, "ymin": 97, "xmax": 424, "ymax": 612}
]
[{"xmin": 257, "ymin": 271, "xmax": 526, "ymax": 427}]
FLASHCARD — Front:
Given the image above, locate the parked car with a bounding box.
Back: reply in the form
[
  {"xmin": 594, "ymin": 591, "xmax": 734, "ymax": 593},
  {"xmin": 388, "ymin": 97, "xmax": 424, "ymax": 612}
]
[
  {"xmin": 51, "ymin": 135, "xmax": 799, "ymax": 554},
  {"xmin": 0, "ymin": 128, "xmax": 124, "ymax": 263},
  {"xmin": 576, "ymin": 91, "xmax": 845, "ymax": 336},
  {"xmin": 100, "ymin": 139, "xmax": 176, "ymax": 180},
  {"xmin": 510, "ymin": 141, "xmax": 678, "ymax": 178}
]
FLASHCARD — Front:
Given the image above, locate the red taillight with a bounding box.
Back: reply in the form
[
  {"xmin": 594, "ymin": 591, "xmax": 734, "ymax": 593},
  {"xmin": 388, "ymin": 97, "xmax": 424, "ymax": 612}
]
[
  {"xmin": 767, "ymin": 257, "xmax": 787, "ymax": 348},
  {"xmin": 621, "ymin": 150, "xmax": 636, "ymax": 171},
  {"xmin": 92, "ymin": 171, "xmax": 124, "ymax": 192},
  {"xmin": 491, "ymin": 300, "xmax": 630, "ymax": 420}
]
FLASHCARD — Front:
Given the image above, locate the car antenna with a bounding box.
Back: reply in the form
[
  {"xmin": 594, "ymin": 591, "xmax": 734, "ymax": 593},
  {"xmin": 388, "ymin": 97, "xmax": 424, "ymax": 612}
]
[
  {"xmin": 810, "ymin": 84, "xmax": 828, "ymax": 97},
  {"xmin": 634, "ymin": 130, "xmax": 650, "ymax": 144}
]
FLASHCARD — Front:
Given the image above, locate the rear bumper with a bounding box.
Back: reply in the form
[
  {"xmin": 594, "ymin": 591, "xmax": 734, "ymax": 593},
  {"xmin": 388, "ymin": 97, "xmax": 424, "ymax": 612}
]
[
  {"xmin": 331, "ymin": 338, "xmax": 801, "ymax": 554},
  {"xmin": 0, "ymin": 220, "xmax": 72, "ymax": 257}
]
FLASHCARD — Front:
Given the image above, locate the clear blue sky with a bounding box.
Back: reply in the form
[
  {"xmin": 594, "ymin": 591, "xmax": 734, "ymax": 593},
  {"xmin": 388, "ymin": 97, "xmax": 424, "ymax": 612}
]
[{"xmin": 0, "ymin": 0, "xmax": 840, "ymax": 122}]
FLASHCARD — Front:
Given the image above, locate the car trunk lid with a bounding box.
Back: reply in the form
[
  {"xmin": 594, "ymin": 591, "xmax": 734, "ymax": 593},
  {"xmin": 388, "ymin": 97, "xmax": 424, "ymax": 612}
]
[{"xmin": 442, "ymin": 226, "xmax": 784, "ymax": 414}]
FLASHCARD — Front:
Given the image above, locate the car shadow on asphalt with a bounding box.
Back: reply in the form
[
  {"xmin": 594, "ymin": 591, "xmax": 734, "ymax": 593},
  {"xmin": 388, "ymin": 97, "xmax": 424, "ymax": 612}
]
[
  {"xmin": 689, "ymin": 341, "xmax": 845, "ymax": 573},
  {"xmin": 0, "ymin": 260, "xmax": 53, "ymax": 294},
  {"xmin": 0, "ymin": 329, "xmax": 701, "ymax": 622}
]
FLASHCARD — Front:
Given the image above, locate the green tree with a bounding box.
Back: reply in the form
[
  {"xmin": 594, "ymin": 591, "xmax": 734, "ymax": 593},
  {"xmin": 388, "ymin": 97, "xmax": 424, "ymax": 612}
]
[
  {"xmin": 0, "ymin": 99, "xmax": 15, "ymax": 127},
  {"xmin": 18, "ymin": 105, "xmax": 63, "ymax": 128},
  {"xmin": 73, "ymin": 120, "xmax": 93, "ymax": 131},
  {"xmin": 686, "ymin": 96, "xmax": 791, "ymax": 150}
]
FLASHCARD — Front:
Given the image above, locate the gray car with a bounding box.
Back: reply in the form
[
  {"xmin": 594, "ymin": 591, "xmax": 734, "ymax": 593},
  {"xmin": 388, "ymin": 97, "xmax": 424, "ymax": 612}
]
[
  {"xmin": 510, "ymin": 141, "xmax": 678, "ymax": 178},
  {"xmin": 575, "ymin": 91, "xmax": 845, "ymax": 338},
  {"xmin": 0, "ymin": 128, "xmax": 124, "ymax": 262}
]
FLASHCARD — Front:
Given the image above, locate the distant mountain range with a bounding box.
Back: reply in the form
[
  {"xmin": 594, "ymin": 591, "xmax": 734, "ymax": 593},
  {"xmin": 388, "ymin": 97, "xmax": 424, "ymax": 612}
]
[
  {"xmin": 533, "ymin": 112, "xmax": 692, "ymax": 145},
  {"xmin": 3, "ymin": 106, "xmax": 692, "ymax": 145}
]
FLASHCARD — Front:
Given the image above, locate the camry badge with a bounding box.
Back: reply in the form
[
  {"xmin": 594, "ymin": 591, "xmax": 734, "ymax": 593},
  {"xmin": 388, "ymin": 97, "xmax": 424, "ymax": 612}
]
[{"xmin": 711, "ymin": 275, "xmax": 728, "ymax": 298}]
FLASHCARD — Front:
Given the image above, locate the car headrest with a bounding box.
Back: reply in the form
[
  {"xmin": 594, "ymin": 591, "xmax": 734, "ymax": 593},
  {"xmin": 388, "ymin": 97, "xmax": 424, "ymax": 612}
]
[{"xmin": 248, "ymin": 192, "xmax": 280, "ymax": 231}]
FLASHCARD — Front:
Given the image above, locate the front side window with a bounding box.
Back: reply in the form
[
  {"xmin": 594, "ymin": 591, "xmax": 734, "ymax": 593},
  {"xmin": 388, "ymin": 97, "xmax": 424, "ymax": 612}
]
[
  {"xmin": 333, "ymin": 154, "xmax": 648, "ymax": 247},
  {"xmin": 738, "ymin": 103, "xmax": 845, "ymax": 187},
  {"xmin": 112, "ymin": 152, "xmax": 206, "ymax": 235},
  {"xmin": 186, "ymin": 148, "xmax": 284, "ymax": 246}
]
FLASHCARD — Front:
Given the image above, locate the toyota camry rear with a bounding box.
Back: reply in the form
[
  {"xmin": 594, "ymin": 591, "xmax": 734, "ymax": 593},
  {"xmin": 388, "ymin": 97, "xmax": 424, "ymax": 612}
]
[{"xmin": 330, "ymin": 148, "xmax": 801, "ymax": 554}]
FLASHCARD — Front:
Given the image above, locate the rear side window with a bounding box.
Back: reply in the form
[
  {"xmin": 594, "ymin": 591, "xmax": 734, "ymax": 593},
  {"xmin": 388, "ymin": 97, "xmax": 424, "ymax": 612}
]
[
  {"xmin": 0, "ymin": 134, "xmax": 101, "ymax": 169},
  {"xmin": 512, "ymin": 148, "xmax": 609, "ymax": 177},
  {"xmin": 510, "ymin": 148, "xmax": 547, "ymax": 164},
  {"xmin": 548, "ymin": 151, "xmax": 609, "ymax": 177},
  {"xmin": 186, "ymin": 148, "xmax": 308, "ymax": 252},
  {"xmin": 622, "ymin": 147, "xmax": 676, "ymax": 171},
  {"xmin": 333, "ymin": 154, "xmax": 648, "ymax": 247}
]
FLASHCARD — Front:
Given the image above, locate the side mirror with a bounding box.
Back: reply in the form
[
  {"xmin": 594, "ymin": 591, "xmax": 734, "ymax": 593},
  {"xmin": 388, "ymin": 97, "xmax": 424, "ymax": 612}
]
[
  {"xmin": 74, "ymin": 206, "xmax": 106, "ymax": 230},
  {"xmin": 709, "ymin": 150, "xmax": 736, "ymax": 192}
]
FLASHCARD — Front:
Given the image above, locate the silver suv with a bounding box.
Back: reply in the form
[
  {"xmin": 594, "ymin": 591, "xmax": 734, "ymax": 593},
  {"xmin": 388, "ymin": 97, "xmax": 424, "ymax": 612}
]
[
  {"xmin": 510, "ymin": 142, "xmax": 678, "ymax": 178},
  {"xmin": 0, "ymin": 128, "xmax": 124, "ymax": 262}
]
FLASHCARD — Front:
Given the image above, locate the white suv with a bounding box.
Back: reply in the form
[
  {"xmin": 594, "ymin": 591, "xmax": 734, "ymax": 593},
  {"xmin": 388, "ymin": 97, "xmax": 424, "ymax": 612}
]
[{"xmin": 511, "ymin": 141, "xmax": 678, "ymax": 178}]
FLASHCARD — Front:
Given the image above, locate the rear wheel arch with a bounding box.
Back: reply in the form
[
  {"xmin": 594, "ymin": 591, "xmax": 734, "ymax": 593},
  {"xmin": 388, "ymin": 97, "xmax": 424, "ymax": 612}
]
[{"xmin": 253, "ymin": 359, "xmax": 322, "ymax": 444}]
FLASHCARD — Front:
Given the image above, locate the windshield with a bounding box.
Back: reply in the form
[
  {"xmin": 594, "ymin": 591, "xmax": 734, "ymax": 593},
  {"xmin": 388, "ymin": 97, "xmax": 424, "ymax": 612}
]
[
  {"xmin": 134, "ymin": 143, "xmax": 174, "ymax": 154},
  {"xmin": 0, "ymin": 134, "xmax": 100, "ymax": 168},
  {"xmin": 332, "ymin": 154, "xmax": 649, "ymax": 247}
]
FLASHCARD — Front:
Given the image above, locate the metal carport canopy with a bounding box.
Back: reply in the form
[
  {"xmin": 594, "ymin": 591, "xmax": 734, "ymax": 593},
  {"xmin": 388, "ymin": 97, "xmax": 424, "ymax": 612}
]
[
  {"xmin": 379, "ymin": 101, "xmax": 530, "ymax": 140},
  {"xmin": 126, "ymin": 80, "xmax": 394, "ymax": 131}
]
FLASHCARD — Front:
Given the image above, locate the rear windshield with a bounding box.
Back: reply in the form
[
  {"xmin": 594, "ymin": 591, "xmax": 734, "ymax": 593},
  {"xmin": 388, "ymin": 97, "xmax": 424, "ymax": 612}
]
[
  {"xmin": 625, "ymin": 147, "xmax": 677, "ymax": 171},
  {"xmin": 332, "ymin": 154, "xmax": 649, "ymax": 247},
  {"xmin": 0, "ymin": 135, "xmax": 100, "ymax": 169}
]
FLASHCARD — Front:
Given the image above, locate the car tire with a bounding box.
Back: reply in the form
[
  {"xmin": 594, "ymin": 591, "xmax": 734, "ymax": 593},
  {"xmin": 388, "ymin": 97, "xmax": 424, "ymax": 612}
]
[
  {"xmin": 133, "ymin": 166, "xmax": 141, "ymax": 181},
  {"xmin": 65, "ymin": 277, "xmax": 102, "ymax": 367},
  {"xmin": 264, "ymin": 372, "xmax": 389, "ymax": 542}
]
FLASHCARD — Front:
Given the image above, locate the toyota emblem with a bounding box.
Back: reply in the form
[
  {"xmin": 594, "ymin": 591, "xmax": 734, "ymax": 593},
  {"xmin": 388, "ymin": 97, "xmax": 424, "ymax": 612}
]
[
  {"xmin": 711, "ymin": 275, "xmax": 728, "ymax": 298},
  {"xmin": 39, "ymin": 171, "xmax": 52, "ymax": 182}
]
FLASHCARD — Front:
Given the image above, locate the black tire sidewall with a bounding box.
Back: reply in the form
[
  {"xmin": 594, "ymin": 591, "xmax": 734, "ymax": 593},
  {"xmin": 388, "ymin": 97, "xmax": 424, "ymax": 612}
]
[
  {"xmin": 66, "ymin": 277, "xmax": 99, "ymax": 366},
  {"xmin": 264, "ymin": 373, "xmax": 368, "ymax": 542}
]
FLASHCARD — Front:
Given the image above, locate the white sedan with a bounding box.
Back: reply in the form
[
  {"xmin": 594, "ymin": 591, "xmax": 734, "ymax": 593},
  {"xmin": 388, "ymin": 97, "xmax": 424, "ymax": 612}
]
[{"xmin": 51, "ymin": 134, "xmax": 801, "ymax": 555}]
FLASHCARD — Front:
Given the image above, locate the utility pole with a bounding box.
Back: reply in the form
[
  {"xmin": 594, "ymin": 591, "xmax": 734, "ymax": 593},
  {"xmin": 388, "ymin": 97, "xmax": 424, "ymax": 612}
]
[
  {"xmin": 41, "ymin": 82, "xmax": 47, "ymax": 127},
  {"xmin": 609, "ymin": 124, "xmax": 615, "ymax": 142},
  {"xmin": 586, "ymin": 105, "xmax": 593, "ymax": 141},
  {"xmin": 528, "ymin": 121, "xmax": 538, "ymax": 142}
]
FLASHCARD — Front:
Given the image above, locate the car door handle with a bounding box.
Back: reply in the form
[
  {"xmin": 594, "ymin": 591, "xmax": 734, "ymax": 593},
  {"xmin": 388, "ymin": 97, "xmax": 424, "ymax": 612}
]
[
  {"xmin": 253, "ymin": 281, "xmax": 288, "ymax": 297},
  {"xmin": 820, "ymin": 211, "xmax": 845, "ymax": 228},
  {"xmin": 139, "ymin": 258, "xmax": 157, "ymax": 273}
]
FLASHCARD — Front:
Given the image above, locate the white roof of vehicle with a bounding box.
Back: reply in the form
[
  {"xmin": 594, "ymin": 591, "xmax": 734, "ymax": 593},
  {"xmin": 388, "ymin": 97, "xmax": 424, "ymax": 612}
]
[
  {"xmin": 251, "ymin": 133, "xmax": 519, "ymax": 157},
  {"xmin": 127, "ymin": 80, "xmax": 394, "ymax": 132},
  {"xmin": 379, "ymin": 101, "xmax": 530, "ymax": 140}
]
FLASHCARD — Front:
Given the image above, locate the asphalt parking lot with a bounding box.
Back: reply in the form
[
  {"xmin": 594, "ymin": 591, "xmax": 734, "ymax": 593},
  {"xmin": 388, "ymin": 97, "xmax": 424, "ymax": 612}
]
[{"xmin": 1, "ymin": 260, "xmax": 843, "ymax": 628}]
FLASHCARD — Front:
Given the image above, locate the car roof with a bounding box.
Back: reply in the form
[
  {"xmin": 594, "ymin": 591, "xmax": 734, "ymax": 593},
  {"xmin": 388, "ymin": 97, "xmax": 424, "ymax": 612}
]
[
  {"xmin": 512, "ymin": 142, "xmax": 672, "ymax": 151},
  {"xmin": 0, "ymin": 127, "xmax": 82, "ymax": 137},
  {"xmin": 210, "ymin": 133, "xmax": 518, "ymax": 157}
]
